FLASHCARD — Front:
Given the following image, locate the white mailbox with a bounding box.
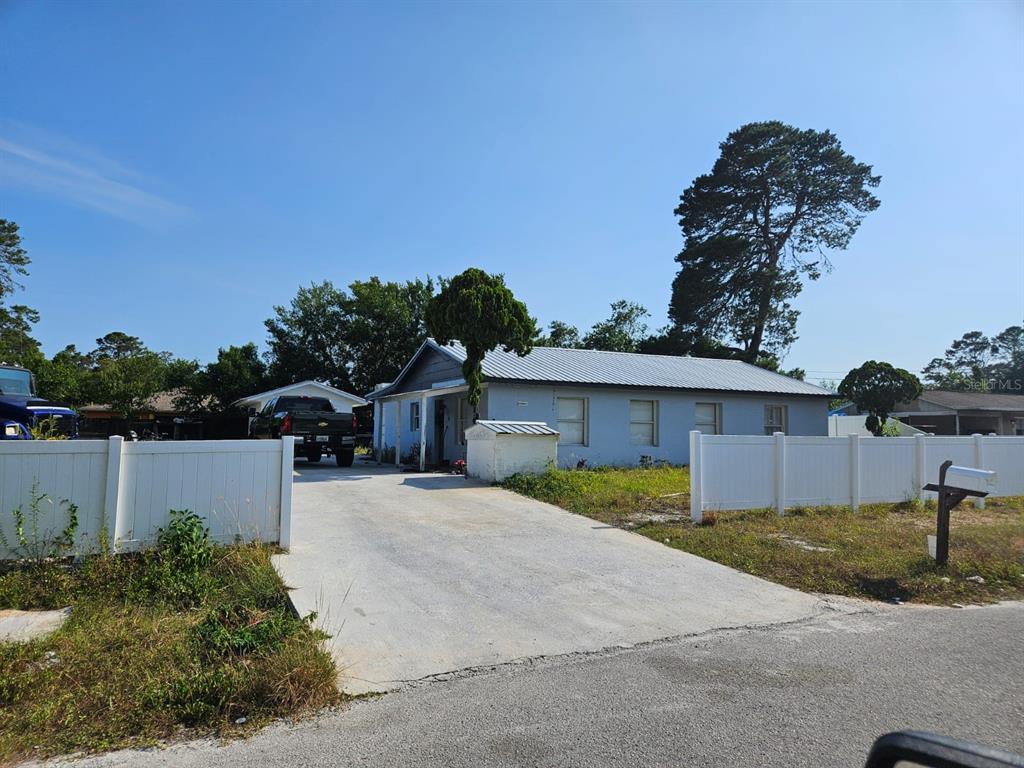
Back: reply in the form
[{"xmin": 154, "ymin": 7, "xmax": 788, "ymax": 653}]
[{"xmin": 464, "ymin": 420, "xmax": 559, "ymax": 483}]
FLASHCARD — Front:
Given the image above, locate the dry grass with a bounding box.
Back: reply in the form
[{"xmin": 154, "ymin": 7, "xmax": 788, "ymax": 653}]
[
  {"xmin": 0, "ymin": 543, "xmax": 339, "ymax": 763},
  {"xmin": 504, "ymin": 466, "xmax": 1024, "ymax": 605}
]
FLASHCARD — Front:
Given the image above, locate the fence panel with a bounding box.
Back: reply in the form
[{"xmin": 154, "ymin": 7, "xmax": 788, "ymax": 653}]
[
  {"xmin": 0, "ymin": 438, "xmax": 294, "ymax": 559},
  {"xmin": 690, "ymin": 431, "xmax": 1024, "ymax": 521}
]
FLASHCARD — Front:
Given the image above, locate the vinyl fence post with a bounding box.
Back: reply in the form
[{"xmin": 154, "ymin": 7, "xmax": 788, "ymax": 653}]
[
  {"xmin": 104, "ymin": 436, "xmax": 125, "ymax": 552},
  {"xmin": 689, "ymin": 430, "xmax": 703, "ymax": 523},
  {"xmin": 915, "ymin": 433, "xmax": 927, "ymax": 501},
  {"xmin": 279, "ymin": 436, "xmax": 294, "ymax": 549},
  {"xmin": 849, "ymin": 433, "xmax": 860, "ymax": 512},
  {"xmin": 774, "ymin": 432, "xmax": 786, "ymax": 516},
  {"xmin": 973, "ymin": 434, "xmax": 986, "ymax": 509}
]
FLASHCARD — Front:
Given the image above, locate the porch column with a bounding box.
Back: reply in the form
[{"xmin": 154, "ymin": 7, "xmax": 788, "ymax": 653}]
[
  {"xmin": 394, "ymin": 399, "xmax": 401, "ymax": 467},
  {"xmin": 419, "ymin": 393, "xmax": 428, "ymax": 471},
  {"xmin": 374, "ymin": 400, "xmax": 382, "ymax": 465}
]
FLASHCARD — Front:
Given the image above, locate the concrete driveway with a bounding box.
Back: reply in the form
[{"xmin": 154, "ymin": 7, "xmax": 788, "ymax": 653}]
[{"xmin": 273, "ymin": 463, "xmax": 825, "ymax": 694}]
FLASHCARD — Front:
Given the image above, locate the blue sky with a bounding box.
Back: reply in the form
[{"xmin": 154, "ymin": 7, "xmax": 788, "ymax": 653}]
[{"xmin": 1, "ymin": 0, "xmax": 1022, "ymax": 386}]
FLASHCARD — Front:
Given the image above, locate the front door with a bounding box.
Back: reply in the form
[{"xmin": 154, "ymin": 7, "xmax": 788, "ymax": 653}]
[{"xmin": 434, "ymin": 401, "xmax": 446, "ymax": 464}]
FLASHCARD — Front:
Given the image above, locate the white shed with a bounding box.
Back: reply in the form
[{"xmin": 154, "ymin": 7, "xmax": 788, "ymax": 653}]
[
  {"xmin": 464, "ymin": 420, "xmax": 559, "ymax": 482},
  {"xmin": 234, "ymin": 380, "xmax": 368, "ymax": 415}
]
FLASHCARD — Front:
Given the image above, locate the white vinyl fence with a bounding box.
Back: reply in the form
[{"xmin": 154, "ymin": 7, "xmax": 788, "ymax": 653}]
[
  {"xmin": 0, "ymin": 437, "xmax": 295, "ymax": 559},
  {"xmin": 689, "ymin": 431, "xmax": 1024, "ymax": 522}
]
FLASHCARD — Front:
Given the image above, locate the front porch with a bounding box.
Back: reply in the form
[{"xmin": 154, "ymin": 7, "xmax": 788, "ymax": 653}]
[{"xmin": 372, "ymin": 384, "xmax": 487, "ymax": 470}]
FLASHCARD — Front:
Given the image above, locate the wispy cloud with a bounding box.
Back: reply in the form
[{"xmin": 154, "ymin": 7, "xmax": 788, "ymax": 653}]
[{"xmin": 0, "ymin": 122, "xmax": 189, "ymax": 226}]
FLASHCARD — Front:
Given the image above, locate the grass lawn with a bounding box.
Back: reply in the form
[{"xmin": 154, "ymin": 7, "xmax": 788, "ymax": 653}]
[
  {"xmin": 503, "ymin": 466, "xmax": 1024, "ymax": 605},
  {"xmin": 0, "ymin": 511, "xmax": 338, "ymax": 763}
]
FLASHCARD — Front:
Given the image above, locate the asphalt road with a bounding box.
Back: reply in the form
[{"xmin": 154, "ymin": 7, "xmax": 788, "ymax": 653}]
[{"xmin": 63, "ymin": 601, "xmax": 1024, "ymax": 768}]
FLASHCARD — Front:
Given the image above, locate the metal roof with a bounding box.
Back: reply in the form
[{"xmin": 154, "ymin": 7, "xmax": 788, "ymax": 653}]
[
  {"xmin": 469, "ymin": 420, "xmax": 560, "ymax": 436},
  {"xmin": 913, "ymin": 390, "xmax": 1024, "ymax": 412},
  {"xmin": 434, "ymin": 341, "xmax": 831, "ymax": 397}
]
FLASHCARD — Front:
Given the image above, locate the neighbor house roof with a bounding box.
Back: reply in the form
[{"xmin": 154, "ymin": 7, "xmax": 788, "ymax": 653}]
[
  {"xmin": 369, "ymin": 339, "xmax": 831, "ymax": 398},
  {"xmin": 80, "ymin": 389, "xmax": 211, "ymax": 415},
  {"xmin": 233, "ymin": 380, "xmax": 368, "ymax": 408},
  {"xmin": 905, "ymin": 390, "xmax": 1024, "ymax": 412}
]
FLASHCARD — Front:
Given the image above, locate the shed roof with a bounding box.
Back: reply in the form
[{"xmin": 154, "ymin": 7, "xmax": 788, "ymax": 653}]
[
  {"xmin": 468, "ymin": 420, "xmax": 560, "ymax": 436},
  {"xmin": 369, "ymin": 340, "xmax": 830, "ymax": 398}
]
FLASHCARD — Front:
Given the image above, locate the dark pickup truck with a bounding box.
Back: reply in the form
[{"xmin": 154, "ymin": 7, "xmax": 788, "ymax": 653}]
[{"xmin": 249, "ymin": 395, "xmax": 356, "ymax": 466}]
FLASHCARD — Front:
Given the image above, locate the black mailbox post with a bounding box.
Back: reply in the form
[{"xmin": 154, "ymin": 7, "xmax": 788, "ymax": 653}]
[{"xmin": 922, "ymin": 460, "xmax": 993, "ymax": 567}]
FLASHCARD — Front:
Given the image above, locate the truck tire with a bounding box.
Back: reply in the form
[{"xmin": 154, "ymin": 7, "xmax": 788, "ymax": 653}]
[
  {"xmin": 307, "ymin": 447, "xmax": 322, "ymax": 463},
  {"xmin": 336, "ymin": 449, "xmax": 354, "ymax": 467}
]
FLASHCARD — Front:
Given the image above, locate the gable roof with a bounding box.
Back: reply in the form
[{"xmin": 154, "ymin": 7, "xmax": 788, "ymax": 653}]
[
  {"xmin": 912, "ymin": 390, "xmax": 1024, "ymax": 412},
  {"xmin": 233, "ymin": 380, "xmax": 368, "ymax": 407},
  {"xmin": 369, "ymin": 339, "xmax": 830, "ymax": 398}
]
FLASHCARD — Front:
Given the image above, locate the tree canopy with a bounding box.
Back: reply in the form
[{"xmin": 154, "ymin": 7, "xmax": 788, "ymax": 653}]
[
  {"xmin": 264, "ymin": 282, "xmax": 351, "ymax": 390},
  {"xmin": 669, "ymin": 121, "xmax": 880, "ymax": 363},
  {"xmin": 581, "ymin": 300, "xmax": 650, "ymax": 353},
  {"xmin": 426, "ymin": 268, "xmax": 536, "ymax": 409},
  {"xmin": 838, "ymin": 361, "xmax": 922, "ymax": 437},
  {"xmin": 0, "ymin": 219, "xmax": 30, "ymax": 301},
  {"xmin": 923, "ymin": 326, "xmax": 1023, "ymax": 394}
]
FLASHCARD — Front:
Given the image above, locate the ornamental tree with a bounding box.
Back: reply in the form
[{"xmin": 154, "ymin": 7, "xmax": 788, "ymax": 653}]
[
  {"xmin": 838, "ymin": 361, "xmax": 922, "ymax": 437},
  {"xmin": 426, "ymin": 268, "xmax": 536, "ymax": 411}
]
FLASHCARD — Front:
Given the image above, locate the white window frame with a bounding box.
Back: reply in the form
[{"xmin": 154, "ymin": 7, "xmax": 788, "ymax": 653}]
[
  {"xmin": 556, "ymin": 397, "xmax": 588, "ymax": 446},
  {"xmin": 629, "ymin": 399, "xmax": 658, "ymax": 446},
  {"xmin": 410, "ymin": 401, "xmax": 420, "ymax": 431},
  {"xmin": 695, "ymin": 402, "xmax": 722, "ymax": 435},
  {"xmin": 764, "ymin": 404, "xmax": 788, "ymax": 435}
]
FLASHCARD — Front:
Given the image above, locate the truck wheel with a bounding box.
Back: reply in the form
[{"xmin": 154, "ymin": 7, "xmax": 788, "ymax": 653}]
[
  {"xmin": 336, "ymin": 449, "xmax": 354, "ymax": 467},
  {"xmin": 307, "ymin": 448, "xmax": 322, "ymax": 463}
]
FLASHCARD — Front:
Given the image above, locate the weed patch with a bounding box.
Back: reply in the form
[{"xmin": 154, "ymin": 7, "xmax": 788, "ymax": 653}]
[{"xmin": 0, "ymin": 517, "xmax": 339, "ymax": 762}]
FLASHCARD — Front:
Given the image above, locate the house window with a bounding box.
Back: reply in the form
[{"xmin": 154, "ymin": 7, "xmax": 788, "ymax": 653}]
[
  {"xmin": 629, "ymin": 400, "xmax": 658, "ymax": 446},
  {"xmin": 695, "ymin": 402, "xmax": 721, "ymax": 435},
  {"xmin": 764, "ymin": 404, "xmax": 787, "ymax": 435},
  {"xmin": 410, "ymin": 402, "xmax": 420, "ymax": 431},
  {"xmin": 457, "ymin": 397, "xmax": 470, "ymax": 445},
  {"xmin": 557, "ymin": 397, "xmax": 588, "ymax": 446}
]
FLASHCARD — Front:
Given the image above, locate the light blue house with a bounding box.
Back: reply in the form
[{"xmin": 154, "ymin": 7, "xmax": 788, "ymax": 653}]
[{"xmin": 366, "ymin": 340, "xmax": 832, "ymax": 469}]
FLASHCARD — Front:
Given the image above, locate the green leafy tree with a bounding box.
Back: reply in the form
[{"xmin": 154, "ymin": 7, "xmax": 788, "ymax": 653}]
[
  {"xmin": 92, "ymin": 351, "xmax": 169, "ymax": 420},
  {"xmin": 991, "ymin": 326, "xmax": 1024, "ymax": 393},
  {"xmin": 671, "ymin": 122, "xmax": 880, "ymax": 362},
  {"xmin": 582, "ymin": 300, "xmax": 650, "ymax": 353},
  {"xmin": 342, "ymin": 277, "xmax": 434, "ymax": 394},
  {"xmin": 88, "ymin": 331, "xmax": 147, "ymax": 364},
  {"xmin": 0, "ymin": 219, "xmax": 30, "ymax": 301},
  {"xmin": 536, "ymin": 320, "xmax": 582, "ymax": 349},
  {"xmin": 264, "ymin": 281, "xmax": 351, "ymax": 389},
  {"xmin": 838, "ymin": 361, "xmax": 922, "ymax": 437},
  {"xmin": 426, "ymin": 268, "xmax": 536, "ymax": 410},
  {"xmin": 200, "ymin": 343, "xmax": 269, "ymax": 411},
  {"xmin": 0, "ymin": 305, "xmax": 42, "ymax": 367},
  {"xmin": 35, "ymin": 345, "xmax": 93, "ymax": 404}
]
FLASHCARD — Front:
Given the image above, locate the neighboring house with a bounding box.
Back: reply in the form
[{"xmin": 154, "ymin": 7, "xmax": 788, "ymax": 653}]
[
  {"xmin": 79, "ymin": 389, "xmax": 210, "ymax": 439},
  {"xmin": 366, "ymin": 340, "xmax": 832, "ymax": 468},
  {"xmin": 234, "ymin": 380, "xmax": 368, "ymax": 415},
  {"xmin": 891, "ymin": 390, "xmax": 1024, "ymax": 435}
]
